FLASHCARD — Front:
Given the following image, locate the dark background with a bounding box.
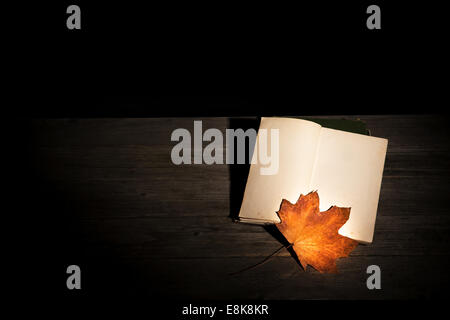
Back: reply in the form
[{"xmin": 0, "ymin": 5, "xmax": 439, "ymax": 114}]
[
  {"xmin": 6, "ymin": 0, "xmax": 449, "ymax": 317},
  {"xmin": 11, "ymin": 1, "xmax": 447, "ymax": 117}
]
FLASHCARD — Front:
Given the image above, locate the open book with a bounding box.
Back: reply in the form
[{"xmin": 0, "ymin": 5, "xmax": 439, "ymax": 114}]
[{"xmin": 238, "ymin": 117, "xmax": 388, "ymax": 244}]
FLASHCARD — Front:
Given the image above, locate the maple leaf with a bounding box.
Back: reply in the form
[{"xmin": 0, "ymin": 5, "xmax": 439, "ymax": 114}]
[{"xmin": 276, "ymin": 191, "xmax": 358, "ymax": 273}]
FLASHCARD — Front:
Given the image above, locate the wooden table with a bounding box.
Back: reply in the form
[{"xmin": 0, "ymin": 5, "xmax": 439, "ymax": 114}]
[{"xmin": 29, "ymin": 115, "xmax": 450, "ymax": 300}]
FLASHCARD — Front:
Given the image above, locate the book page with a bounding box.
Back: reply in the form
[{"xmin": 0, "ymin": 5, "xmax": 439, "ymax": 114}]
[
  {"xmin": 310, "ymin": 128, "xmax": 388, "ymax": 243},
  {"xmin": 238, "ymin": 117, "xmax": 321, "ymax": 223}
]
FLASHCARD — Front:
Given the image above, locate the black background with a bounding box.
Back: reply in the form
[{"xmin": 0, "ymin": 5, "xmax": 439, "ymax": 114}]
[
  {"xmin": 6, "ymin": 0, "xmax": 449, "ymax": 317},
  {"xmin": 10, "ymin": 1, "xmax": 447, "ymax": 117}
]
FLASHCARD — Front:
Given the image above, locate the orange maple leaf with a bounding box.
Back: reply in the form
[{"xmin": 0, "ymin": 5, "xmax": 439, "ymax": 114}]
[{"xmin": 276, "ymin": 191, "xmax": 358, "ymax": 273}]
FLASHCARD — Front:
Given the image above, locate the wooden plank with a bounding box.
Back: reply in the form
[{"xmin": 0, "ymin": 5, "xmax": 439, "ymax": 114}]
[
  {"xmin": 72, "ymin": 213, "xmax": 450, "ymax": 259},
  {"xmin": 30, "ymin": 116, "xmax": 450, "ymax": 299},
  {"xmin": 80, "ymin": 256, "xmax": 450, "ymax": 300}
]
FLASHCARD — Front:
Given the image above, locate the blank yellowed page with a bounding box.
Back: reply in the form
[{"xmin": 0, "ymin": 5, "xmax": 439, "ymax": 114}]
[
  {"xmin": 310, "ymin": 128, "xmax": 388, "ymax": 243},
  {"xmin": 238, "ymin": 117, "xmax": 321, "ymax": 222}
]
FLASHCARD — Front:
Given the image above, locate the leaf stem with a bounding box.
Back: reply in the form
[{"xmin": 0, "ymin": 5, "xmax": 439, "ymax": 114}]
[{"xmin": 228, "ymin": 243, "xmax": 293, "ymax": 276}]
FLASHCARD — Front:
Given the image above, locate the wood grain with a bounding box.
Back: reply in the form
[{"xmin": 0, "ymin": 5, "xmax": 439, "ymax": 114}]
[{"xmin": 30, "ymin": 115, "xmax": 450, "ymax": 299}]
